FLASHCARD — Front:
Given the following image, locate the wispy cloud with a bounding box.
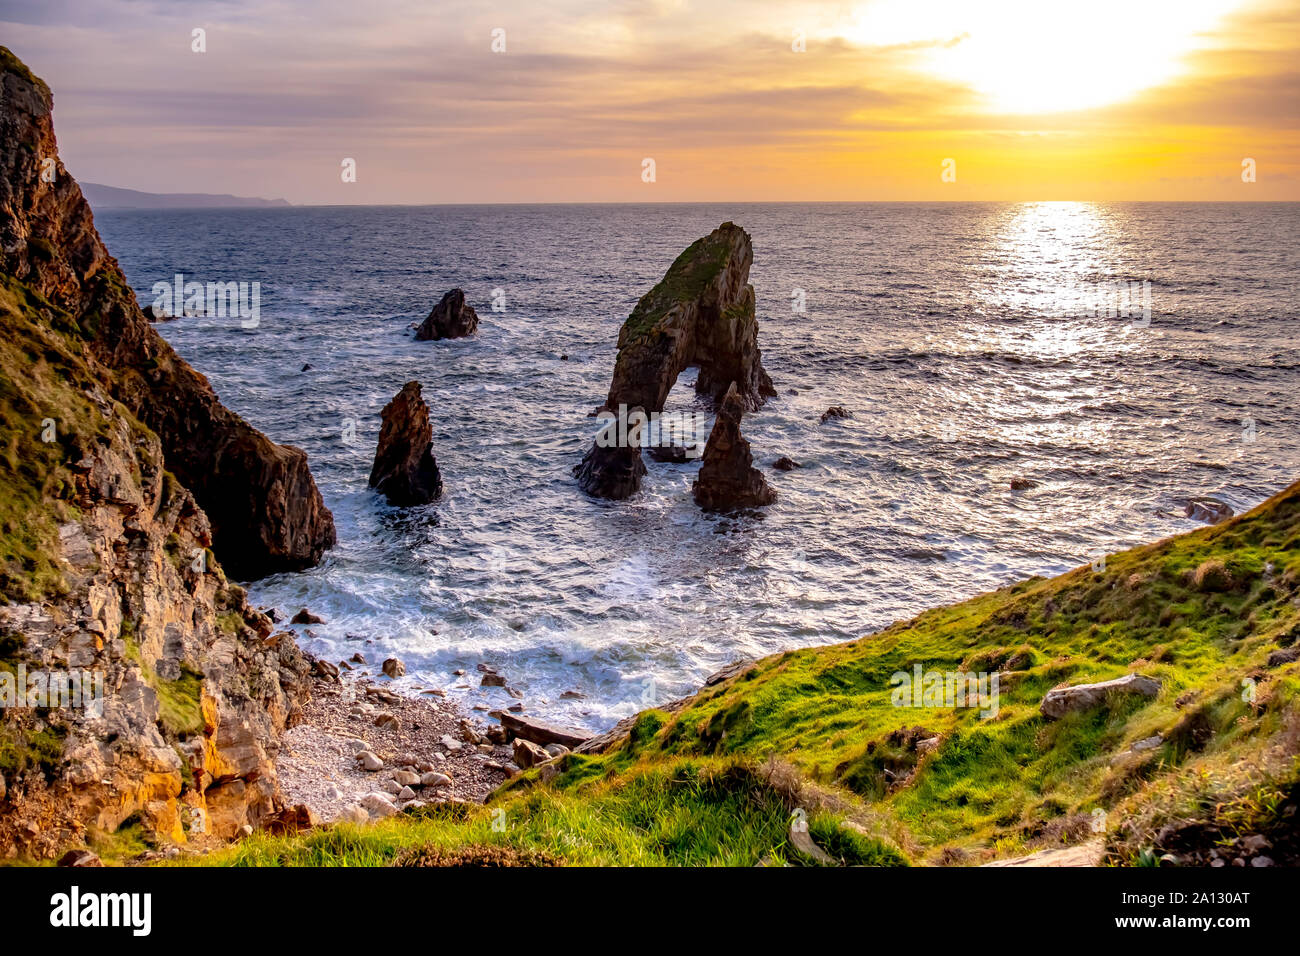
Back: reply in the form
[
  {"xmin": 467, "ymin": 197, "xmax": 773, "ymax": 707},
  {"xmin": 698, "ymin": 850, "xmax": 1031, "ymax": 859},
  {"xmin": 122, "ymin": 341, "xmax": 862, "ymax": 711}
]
[{"xmin": 3, "ymin": 0, "xmax": 1295, "ymax": 201}]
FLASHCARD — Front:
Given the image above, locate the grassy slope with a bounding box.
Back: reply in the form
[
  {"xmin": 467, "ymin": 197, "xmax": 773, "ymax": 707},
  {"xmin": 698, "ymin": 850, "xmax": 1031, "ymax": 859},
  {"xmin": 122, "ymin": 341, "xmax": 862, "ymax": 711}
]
[{"xmin": 198, "ymin": 482, "xmax": 1300, "ymax": 867}]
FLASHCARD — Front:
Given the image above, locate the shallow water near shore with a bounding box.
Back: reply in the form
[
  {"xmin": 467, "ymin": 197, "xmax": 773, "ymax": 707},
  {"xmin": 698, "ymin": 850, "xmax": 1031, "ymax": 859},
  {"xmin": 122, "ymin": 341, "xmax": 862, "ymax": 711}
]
[{"xmin": 97, "ymin": 201, "xmax": 1300, "ymax": 732}]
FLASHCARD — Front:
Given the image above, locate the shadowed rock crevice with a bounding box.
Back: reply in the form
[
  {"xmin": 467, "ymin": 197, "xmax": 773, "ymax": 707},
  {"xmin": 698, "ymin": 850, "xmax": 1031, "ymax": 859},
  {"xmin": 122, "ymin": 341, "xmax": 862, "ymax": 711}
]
[
  {"xmin": 369, "ymin": 382, "xmax": 443, "ymax": 505},
  {"xmin": 575, "ymin": 222, "xmax": 775, "ymax": 499},
  {"xmin": 693, "ymin": 383, "xmax": 777, "ymax": 511},
  {"xmin": 415, "ymin": 288, "xmax": 478, "ymax": 341}
]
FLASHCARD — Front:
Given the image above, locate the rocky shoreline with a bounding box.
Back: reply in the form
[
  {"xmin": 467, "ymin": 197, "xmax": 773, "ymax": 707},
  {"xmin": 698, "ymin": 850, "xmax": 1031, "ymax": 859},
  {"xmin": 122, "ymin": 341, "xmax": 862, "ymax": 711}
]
[{"xmin": 274, "ymin": 668, "xmax": 513, "ymax": 824}]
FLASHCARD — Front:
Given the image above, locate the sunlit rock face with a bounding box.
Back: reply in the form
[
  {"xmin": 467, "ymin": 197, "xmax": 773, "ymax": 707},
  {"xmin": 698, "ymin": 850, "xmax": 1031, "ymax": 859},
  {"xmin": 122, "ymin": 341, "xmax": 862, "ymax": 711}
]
[{"xmin": 575, "ymin": 222, "xmax": 775, "ymax": 499}]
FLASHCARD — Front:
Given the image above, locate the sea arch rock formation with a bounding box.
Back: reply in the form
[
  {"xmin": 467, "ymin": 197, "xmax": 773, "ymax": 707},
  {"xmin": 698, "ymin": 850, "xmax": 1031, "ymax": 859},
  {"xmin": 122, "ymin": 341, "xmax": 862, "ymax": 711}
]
[{"xmin": 574, "ymin": 222, "xmax": 775, "ymax": 499}]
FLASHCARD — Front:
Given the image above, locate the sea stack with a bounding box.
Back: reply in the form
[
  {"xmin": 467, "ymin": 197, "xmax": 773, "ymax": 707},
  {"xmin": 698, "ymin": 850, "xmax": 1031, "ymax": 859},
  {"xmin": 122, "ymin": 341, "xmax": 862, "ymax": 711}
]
[
  {"xmin": 574, "ymin": 222, "xmax": 776, "ymax": 499},
  {"xmin": 693, "ymin": 382, "xmax": 777, "ymax": 511},
  {"xmin": 369, "ymin": 382, "xmax": 443, "ymax": 505},
  {"xmin": 415, "ymin": 288, "xmax": 479, "ymax": 340}
]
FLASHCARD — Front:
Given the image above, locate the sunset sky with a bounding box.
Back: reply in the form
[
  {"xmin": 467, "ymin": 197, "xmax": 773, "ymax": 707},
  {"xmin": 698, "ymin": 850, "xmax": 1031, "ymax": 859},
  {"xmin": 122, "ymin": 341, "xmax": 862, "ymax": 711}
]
[{"xmin": 2, "ymin": 0, "xmax": 1297, "ymax": 203}]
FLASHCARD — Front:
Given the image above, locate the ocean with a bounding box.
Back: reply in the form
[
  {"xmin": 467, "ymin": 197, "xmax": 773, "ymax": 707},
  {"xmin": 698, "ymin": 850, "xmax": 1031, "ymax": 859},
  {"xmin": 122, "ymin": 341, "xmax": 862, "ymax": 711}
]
[{"xmin": 94, "ymin": 201, "xmax": 1300, "ymax": 731}]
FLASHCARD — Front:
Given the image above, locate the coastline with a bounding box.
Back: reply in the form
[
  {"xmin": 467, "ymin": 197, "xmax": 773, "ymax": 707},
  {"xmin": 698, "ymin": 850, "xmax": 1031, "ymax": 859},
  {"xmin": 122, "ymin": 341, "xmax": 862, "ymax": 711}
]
[{"xmin": 275, "ymin": 666, "xmax": 514, "ymax": 824}]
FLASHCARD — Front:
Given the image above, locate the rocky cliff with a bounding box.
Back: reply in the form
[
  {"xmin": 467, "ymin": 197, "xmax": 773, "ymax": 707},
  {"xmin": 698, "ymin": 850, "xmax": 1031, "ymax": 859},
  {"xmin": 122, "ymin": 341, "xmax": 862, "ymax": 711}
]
[
  {"xmin": 0, "ymin": 47, "xmax": 324, "ymax": 859},
  {"xmin": 0, "ymin": 49, "xmax": 335, "ymax": 579},
  {"xmin": 575, "ymin": 222, "xmax": 776, "ymax": 499}
]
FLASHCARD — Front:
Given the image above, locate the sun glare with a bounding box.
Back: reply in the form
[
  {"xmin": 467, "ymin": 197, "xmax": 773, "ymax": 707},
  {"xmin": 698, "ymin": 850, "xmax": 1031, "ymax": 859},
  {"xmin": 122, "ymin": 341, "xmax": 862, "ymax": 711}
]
[{"xmin": 849, "ymin": 0, "xmax": 1247, "ymax": 113}]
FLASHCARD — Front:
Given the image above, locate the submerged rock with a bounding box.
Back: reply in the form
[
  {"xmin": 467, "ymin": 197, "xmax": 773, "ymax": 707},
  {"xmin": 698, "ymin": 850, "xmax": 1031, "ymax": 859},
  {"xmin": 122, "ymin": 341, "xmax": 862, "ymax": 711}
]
[
  {"xmin": 1185, "ymin": 497, "xmax": 1234, "ymax": 525},
  {"xmin": 819, "ymin": 405, "xmax": 850, "ymax": 424},
  {"xmin": 575, "ymin": 222, "xmax": 776, "ymax": 499},
  {"xmin": 773, "ymin": 456, "xmax": 801, "ymax": 471},
  {"xmin": 415, "ymin": 287, "xmax": 478, "ymax": 341},
  {"xmin": 368, "ymin": 381, "xmax": 443, "ymax": 505},
  {"xmin": 693, "ymin": 383, "xmax": 777, "ymax": 512}
]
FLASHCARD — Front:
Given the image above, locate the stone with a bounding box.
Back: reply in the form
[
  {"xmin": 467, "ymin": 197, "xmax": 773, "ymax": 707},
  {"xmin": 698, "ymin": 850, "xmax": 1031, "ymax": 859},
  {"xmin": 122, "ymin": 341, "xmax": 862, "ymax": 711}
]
[
  {"xmin": 1040, "ymin": 674, "xmax": 1160, "ymax": 719},
  {"xmin": 460, "ymin": 720, "xmax": 484, "ymax": 745},
  {"xmin": 311, "ymin": 659, "xmax": 339, "ymax": 680},
  {"xmin": 56, "ymin": 849, "xmax": 102, "ymax": 867},
  {"xmin": 1010, "ymin": 477, "xmax": 1039, "ymax": 490},
  {"xmin": 495, "ymin": 712, "xmax": 591, "ymax": 749},
  {"xmin": 1131, "ymin": 734, "xmax": 1163, "ymax": 752},
  {"xmin": 420, "ymin": 772, "xmax": 452, "ymax": 788},
  {"xmin": 369, "ymin": 382, "xmax": 443, "ymax": 505},
  {"xmin": 440, "ymin": 734, "xmax": 463, "ymax": 751},
  {"xmin": 382, "ymin": 657, "xmax": 406, "ymax": 678},
  {"xmin": 351, "ymin": 652, "xmax": 366, "ymax": 664},
  {"xmin": 393, "ymin": 770, "xmax": 420, "ymax": 787},
  {"xmin": 292, "ymin": 608, "xmax": 324, "ymax": 625},
  {"xmin": 773, "ymin": 456, "xmax": 801, "ymax": 471},
  {"xmin": 544, "ymin": 743, "xmax": 571, "ymax": 758},
  {"xmin": 355, "ymin": 750, "xmax": 384, "ymax": 772},
  {"xmin": 339, "ymin": 804, "xmax": 368, "ymax": 824},
  {"xmin": 415, "ymin": 288, "xmax": 479, "ymax": 341},
  {"xmin": 360, "ymin": 792, "xmax": 399, "ymax": 818},
  {"xmin": 481, "ymin": 673, "xmax": 507, "ymax": 687},
  {"xmin": 693, "ymin": 383, "xmax": 777, "ymax": 512},
  {"xmin": 819, "ymin": 405, "xmax": 850, "ymax": 424},
  {"xmin": 512, "ymin": 738, "xmax": 551, "ymax": 769},
  {"xmin": 265, "ymin": 803, "xmax": 318, "ymax": 835},
  {"xmin": 1184, "ymin": 497, "xmax": 1234, "ymax": 525},
  {"xmin": 574, "ymin": 223, "xmax": 775, "ymax": 499},
  {"xmin": 1267, "ymin": 647, "xmax": 1300, "ymax": 668},
  {"xmin": 398, "ymin": 786, "xmax": 417, "ymax": 801}
]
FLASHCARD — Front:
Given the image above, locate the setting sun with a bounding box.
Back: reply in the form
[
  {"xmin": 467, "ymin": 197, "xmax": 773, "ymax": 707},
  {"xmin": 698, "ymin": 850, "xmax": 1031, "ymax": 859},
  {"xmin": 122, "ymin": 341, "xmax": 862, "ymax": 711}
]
[{"xmin": 849, "ymin": 0, "xmax": 1249, "ymax": 113}]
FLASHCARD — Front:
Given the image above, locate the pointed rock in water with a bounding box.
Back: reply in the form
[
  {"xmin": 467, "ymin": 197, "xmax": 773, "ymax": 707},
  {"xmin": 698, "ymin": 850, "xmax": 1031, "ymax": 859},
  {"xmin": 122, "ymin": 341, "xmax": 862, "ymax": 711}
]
[
  {"xmin": 415, "ymin": 288, "xmax": 478, "ymax": 341},
  {"xmin": 369, "ymin": 382, "xmax": 443, "ymax": 505},
  {"xmin": 575, "ymin": 222, "xmax": 776, "ymax": 499},
  {"xmin": 693, "ymin": 383, "xmax": 776, "ymax": 512}
]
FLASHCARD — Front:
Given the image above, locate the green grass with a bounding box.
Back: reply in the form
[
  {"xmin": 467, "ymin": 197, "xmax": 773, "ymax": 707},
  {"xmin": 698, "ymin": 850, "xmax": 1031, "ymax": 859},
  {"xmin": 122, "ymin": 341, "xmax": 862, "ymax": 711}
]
[
  {"xmin": 0, "ymin": 278, "xmax": 110, "ymax": 602},
  {"xmin": 185, "ymin": 479, "xmax": 1300, "ymax": 867},
  {"xmin": 191, "ymin": 759, "xmax": 906, "ymax": 867},
  {"xmin": 617, "ymin": 224, "xmax": 739, "ymax": 347},
  {"xmin": 123, "ymin": 629, "xmax": 205, "ymax": 738}
]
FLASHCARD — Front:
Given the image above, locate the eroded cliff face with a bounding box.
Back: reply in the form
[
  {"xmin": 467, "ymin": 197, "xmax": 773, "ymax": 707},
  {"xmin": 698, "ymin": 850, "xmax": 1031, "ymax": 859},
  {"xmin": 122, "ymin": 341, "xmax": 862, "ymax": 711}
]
[
  {"xmin": 0, "ymin": 50, "xmax": 336, "ymax": 578},
  {"xmin": 574, "ymin": 222, "xmax": 776, "ymax": 499},
  {"xmin": 0, "ymin": 48, "xmax": 318, "ymax": 859}
]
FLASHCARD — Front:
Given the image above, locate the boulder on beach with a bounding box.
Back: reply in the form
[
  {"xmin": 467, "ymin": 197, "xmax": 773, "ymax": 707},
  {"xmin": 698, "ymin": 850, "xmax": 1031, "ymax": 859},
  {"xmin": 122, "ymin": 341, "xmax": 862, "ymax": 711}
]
[
  {"xmin": 369, "ymin": 381, "xmax": 444, "ymax": 505},
  {"xmin": 415, "ymin": 288, "xmax": 479, "ymax": 341},
  {"xmin": 693, "ymin": 383, "xmax": 777, "ymax": 512},
  {"xmin": 574, "ymin": 222, "xmax": 776, "ymax": 499}
]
